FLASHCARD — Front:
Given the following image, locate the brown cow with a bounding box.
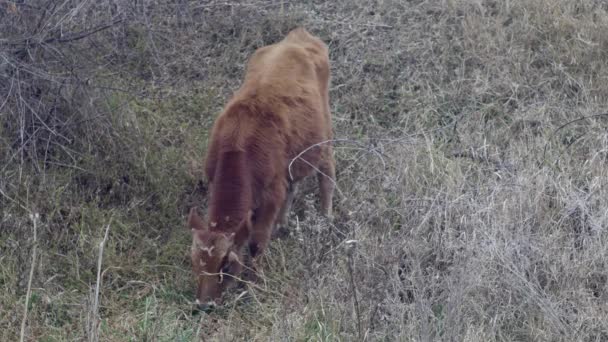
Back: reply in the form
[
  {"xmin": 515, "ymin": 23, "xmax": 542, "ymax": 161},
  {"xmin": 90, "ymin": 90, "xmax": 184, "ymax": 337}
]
[{"xmin": 188, "ymin": 28, "xmax": 335, "ymax": 310}]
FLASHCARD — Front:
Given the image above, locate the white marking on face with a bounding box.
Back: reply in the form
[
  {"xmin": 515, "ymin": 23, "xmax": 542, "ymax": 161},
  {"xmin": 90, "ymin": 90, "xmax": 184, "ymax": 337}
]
[
  {"xmin": 199, "ymin": 245, "xmax": 215, "ymax": 256},
  {"xmin": 225, "ymin": 216, "xmax": 230, "ymax": 222},
  {"xmin": 210, "ymin": 221, "xmax": 217, "ymax": 227}
]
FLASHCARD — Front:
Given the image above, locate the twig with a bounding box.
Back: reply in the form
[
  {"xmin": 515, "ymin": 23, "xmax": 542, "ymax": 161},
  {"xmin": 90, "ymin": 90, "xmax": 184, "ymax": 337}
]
[
  {"xmin": 9, "ymin": 17, "xmax": 124, "ymax": 48},
  {"xmin": 89, "ymin": 219, "xmax": 112, "ymax": 342},
  {"xmin": 0, "ymin": 187, "xmax": 29, "ymax": 212},
  {"xmin": 290, "ymin": 153, "xmax": 345, "ymax": 199},
  {"xmin": 541, "ymin": 113, "xmax": 608, "ymax": 164},
  {"xmin": 20, "ymin": 213, "xmax": 39, "ymax": 342},
  {"xmin": 0, "ymin": 74, "xmax": 14, "ymax": 113},
  {"xmin": 286, "ymin": 124, "xmax": 458, "ymax": 195},
  {"xmin": 287, "ymin": 138, "xmax": 353, "ymax": 200},
  {"xmin": 198, "ymin": 266, "xmax": 284, "ymax": 297},
  {"xmin": 345, "ymin": 240, "xmax": 362, "ymax": 341},
  {"xmin": 288, "ymin": 138, "xmax": 348, "ymax": 179}
]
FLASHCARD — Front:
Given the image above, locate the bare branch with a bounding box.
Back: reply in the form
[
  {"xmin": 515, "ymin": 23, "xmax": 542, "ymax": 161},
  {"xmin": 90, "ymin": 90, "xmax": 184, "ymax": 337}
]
[
  {"xmin": 88, "ymin": 218, "xmax": 113, "ymax": 342},
  {"xmin": 44, "ymin": 17, "xmax": 124, "ymax": 45},
  {"xmin": 20, "ymin": 212, "xmax": 38, "ymax": 342}
]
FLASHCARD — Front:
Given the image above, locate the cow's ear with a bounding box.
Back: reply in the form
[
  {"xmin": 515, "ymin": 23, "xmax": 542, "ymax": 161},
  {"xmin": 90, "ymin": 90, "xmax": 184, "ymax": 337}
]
[{"xmin": 188, "ymin": 207, "xmax": 206, "ymax": 232}]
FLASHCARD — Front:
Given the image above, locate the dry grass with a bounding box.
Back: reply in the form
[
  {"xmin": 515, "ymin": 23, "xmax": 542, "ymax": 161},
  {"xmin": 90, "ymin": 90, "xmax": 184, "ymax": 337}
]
[{"xmin": 2, "ymin": 0, "xmax": 608, "ymax": 341}]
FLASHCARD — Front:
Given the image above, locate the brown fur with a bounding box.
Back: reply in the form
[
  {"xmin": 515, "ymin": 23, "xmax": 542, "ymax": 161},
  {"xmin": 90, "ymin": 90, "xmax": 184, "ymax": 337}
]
[{"xmin": 188, "ymin": 28, "xmax": 335, "ymax": 307}]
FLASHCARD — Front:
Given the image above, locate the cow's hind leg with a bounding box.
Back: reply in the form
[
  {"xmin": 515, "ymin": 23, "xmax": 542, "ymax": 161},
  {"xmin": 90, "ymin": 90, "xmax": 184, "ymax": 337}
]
[{"xmin": 317, "ymin": 146, "xmax": 335, "ymax": 218}]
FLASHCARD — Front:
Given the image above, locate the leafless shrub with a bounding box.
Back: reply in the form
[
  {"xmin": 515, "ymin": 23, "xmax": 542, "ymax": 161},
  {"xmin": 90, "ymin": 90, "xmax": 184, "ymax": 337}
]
[{"xmin": 1, "ymin": 1, "xmax": 117, "ymax": 168}]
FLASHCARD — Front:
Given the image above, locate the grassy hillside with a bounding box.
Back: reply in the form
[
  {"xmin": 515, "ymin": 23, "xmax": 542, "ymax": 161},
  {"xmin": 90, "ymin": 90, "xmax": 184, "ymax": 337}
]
[{"xmin": 2, "ymin": 0, "xmax": 608, "ymax": 341}]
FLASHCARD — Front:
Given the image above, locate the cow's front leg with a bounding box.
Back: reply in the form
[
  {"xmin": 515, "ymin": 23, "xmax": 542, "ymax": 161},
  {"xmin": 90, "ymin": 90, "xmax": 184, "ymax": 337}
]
[
  {"xmin": 247, "ymin": 187, "xmax": 284, "ymax": 278},
  {"xmin": 273, "ymin": 182, "xmax": 298, "ymax": 238}
]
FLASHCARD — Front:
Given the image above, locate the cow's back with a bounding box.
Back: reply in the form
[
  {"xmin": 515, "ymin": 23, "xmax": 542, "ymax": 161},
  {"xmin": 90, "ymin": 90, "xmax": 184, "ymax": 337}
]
[
  {"xmin": 241, "ymin": 29, "xmax": 332, "ymax": 156},
  {"xmin": 206, "ymin": 28, "xmax": 332, "ymax": 188}
]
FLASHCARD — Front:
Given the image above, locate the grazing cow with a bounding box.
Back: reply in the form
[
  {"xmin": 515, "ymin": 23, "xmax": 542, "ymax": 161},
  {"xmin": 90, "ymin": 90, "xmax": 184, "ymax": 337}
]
[{"xmin": 188, "ymin": 28, "xmax": 335, "ymax": 310}]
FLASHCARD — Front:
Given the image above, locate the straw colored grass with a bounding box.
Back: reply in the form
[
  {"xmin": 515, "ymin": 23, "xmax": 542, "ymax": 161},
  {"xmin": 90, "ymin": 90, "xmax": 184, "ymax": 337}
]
[{"xmin": 1, "ymin": 0, "xmax": 608, "ymax": 341}]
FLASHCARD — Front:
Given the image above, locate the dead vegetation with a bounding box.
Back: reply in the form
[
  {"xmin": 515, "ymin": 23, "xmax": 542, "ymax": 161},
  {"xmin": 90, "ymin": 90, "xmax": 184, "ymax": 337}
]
[{"xmin": 2, "ymin": 0, "xmax": 608, "ymax": 341}]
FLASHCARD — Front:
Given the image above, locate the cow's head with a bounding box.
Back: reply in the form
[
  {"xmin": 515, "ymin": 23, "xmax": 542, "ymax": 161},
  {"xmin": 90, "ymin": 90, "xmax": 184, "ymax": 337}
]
[{"xmin": 187, "ymin": 208, "xmax": 250, "ymax": 311}]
